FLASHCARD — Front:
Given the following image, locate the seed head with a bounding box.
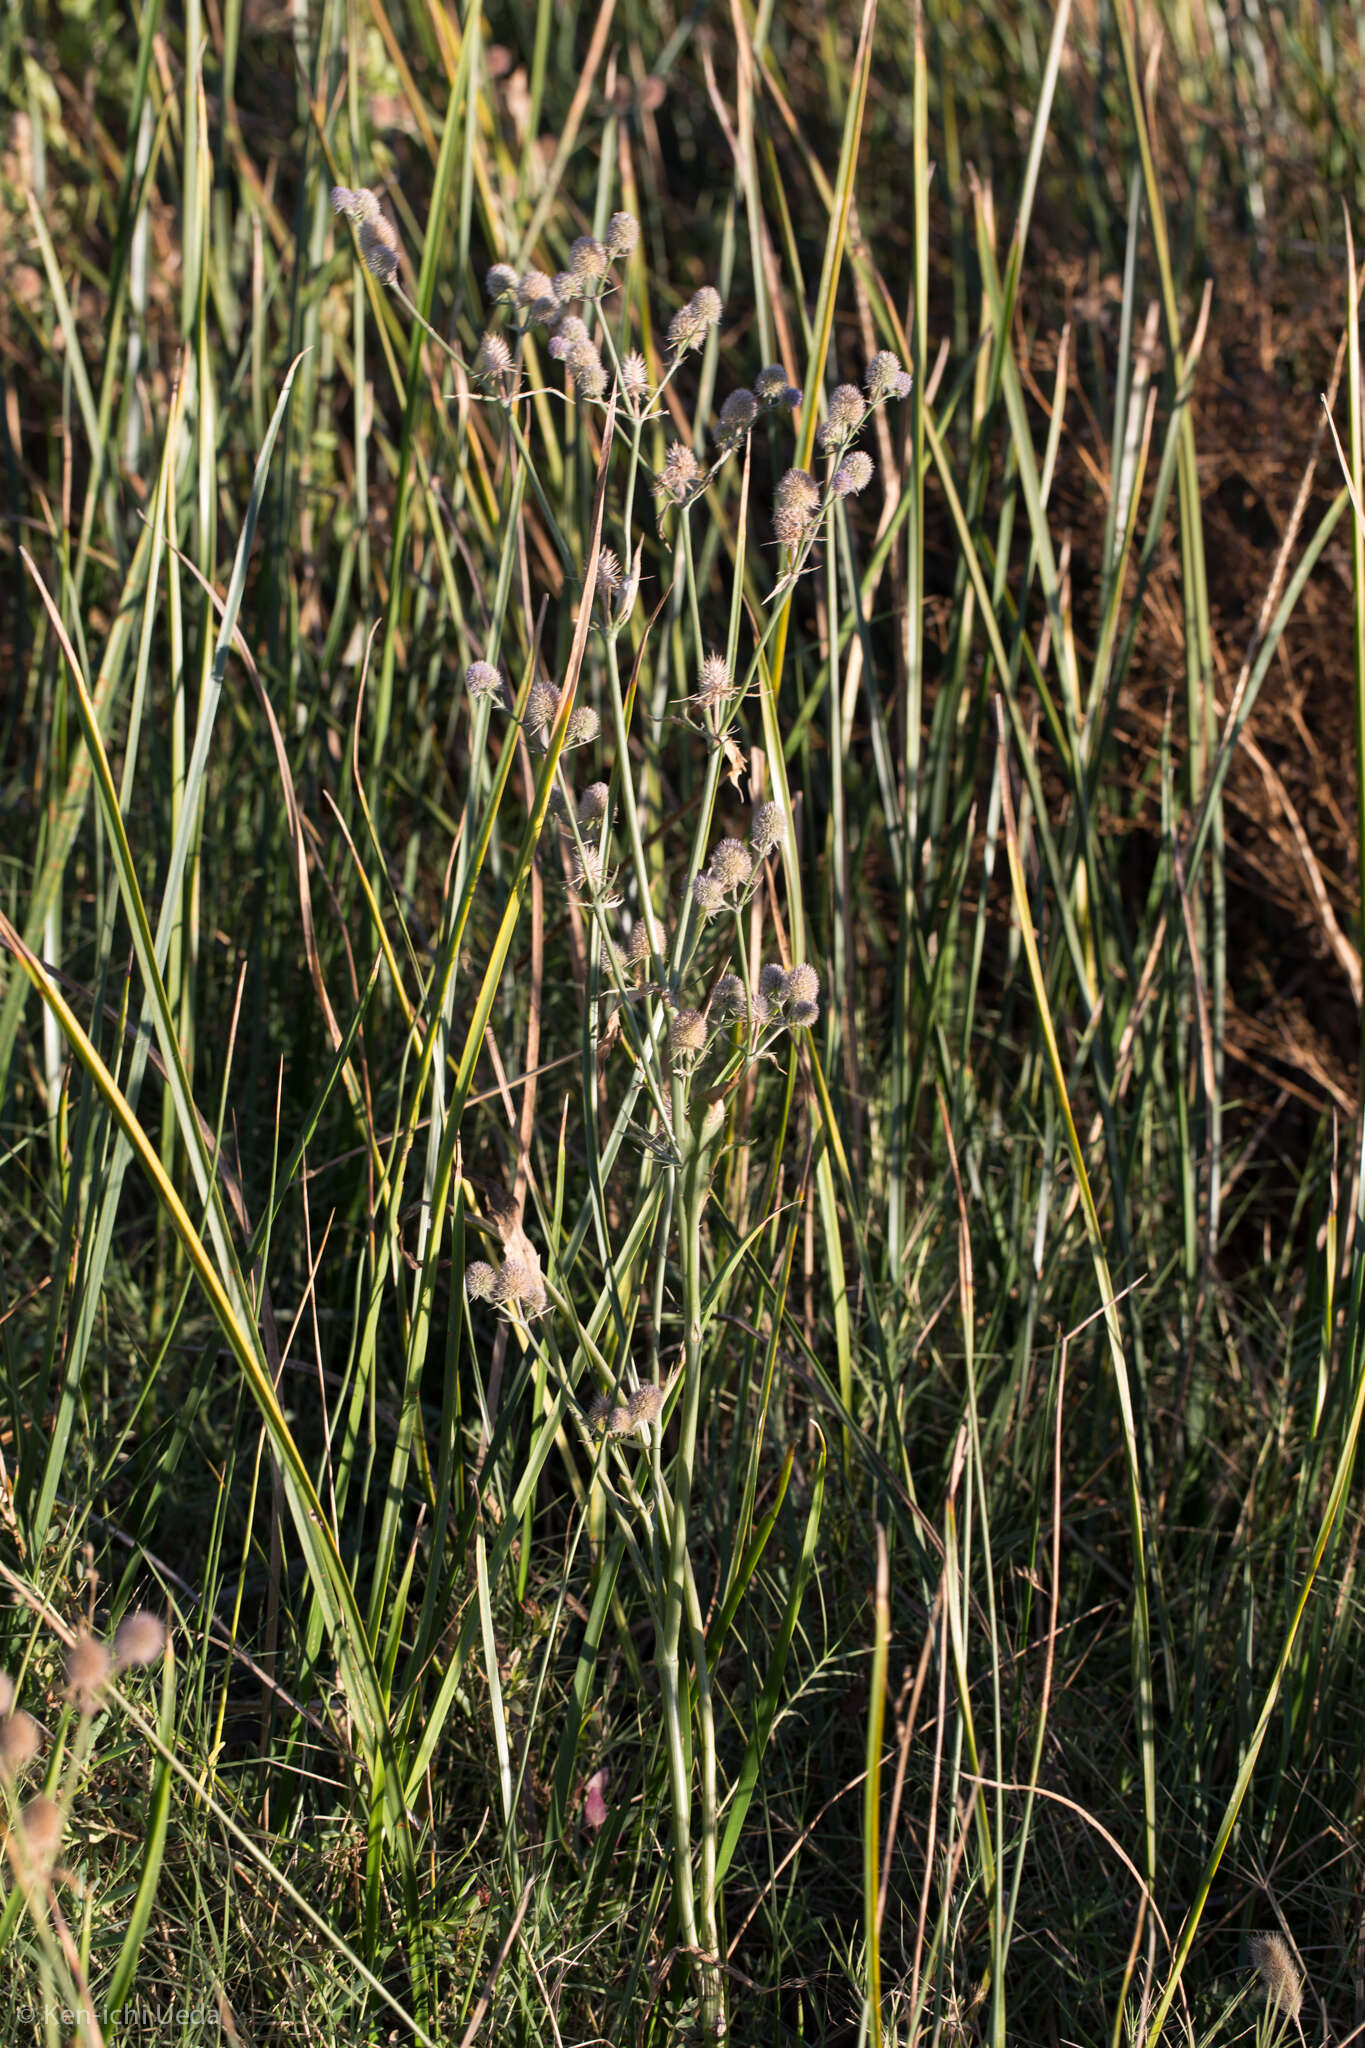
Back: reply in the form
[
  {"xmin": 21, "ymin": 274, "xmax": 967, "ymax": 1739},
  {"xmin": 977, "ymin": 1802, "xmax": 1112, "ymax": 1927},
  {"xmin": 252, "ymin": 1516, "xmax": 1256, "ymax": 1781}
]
[
  {"xmin": 566, "ymin": 705, "xmax": 600, "ymax": 746},
  {"xmin": 113, "ymin": 1612, "xmax": 166, "ymax": 1670},
  {"xmin": 833, "ymin": 451, "xmax": 875, "ymax": 496},
  {"xmin": 1249, "ymin": 1934, "xmax": 1302, "ymax": 2019},
  {"xmin": 577, "ymin": 782, "xmax": 611, "ymax": 826},
  {"xmin": 620, "ymin": 351, "xmax": 650, "ymax": 403},
  {"xmin": 0, "ymin": 1711, "xmax": 40, "ymax": 1777},
  {"xmin": 750, "ymin": 991, "xmax": 773, "ymax": 1027},
  {"xmin": 750, "ymin": 801, "xmax": 787, "ymax": 854},
  {"xmin": 790, "ymin": 999, "xmax": 820, "ymax": 1029},
  {"xmin": 866, "ymin": 349, "xmax": 913, "ymax": 401},
  {"xmin": 586, "ymin": 1391, "xmax": 614, "ymax": 1433},
  {"xmin": 526, "ymin": 680, "xmax": 561, "ymax": 733},
  {"xmin": 710, "ymin": 971, "xmax": 746, "ymax": 1018},
  {"xmin": 485, "ymin": 261, "xmax": 519, "ymax": 300},
  {"xmin": 15, "ymin": 1794, "xmax": 62, "ymax": 1874},
  {"xmin": 667, "ymin": 286, "xmax": 722, "ymax": 354},
  {"xmin": 670, "ymin": 1009, "xmax": 708, "ymax": 1057},
  {"xmin": 464, "ymin": 1260, "xmax": 498, "ymax": 1301},
  {"xmin": 694, "ymin": 653, "xmax": 734, "ymax": 711},
  {"xmin": 691, "ymin": 873, "xmax": 726, "ymax": 917},
  {"xmin": 474, "ymin": 331, "xmax": 514, "ymax": 389},
  {"xmin": 626, "ymin": 921, "xmax": 655, "ymax": 968},
  {"xmin": 710, "ymin": 838, "xmax": 753, "ymax": 892},
  {"xmin": 780, "ymin": 963, "xmax": 820, "ymax": 1008},
  {"xmin": 66, "ymin": 1633, "xmax": 111, "ymax": 1711},
  {"xmin": 773, "ymin": 468, "xmax": 820, "ymax": 546},
  {"xmin": 759, "ymin": 962, "xmax": 786, "ymax": 1000},
  {"xmin": 465, "ymin": 660, "xmax": 503, "ymax": 702},
  {"xmin": 606, "ymin": 211, "xmax": 640, "ymax": 260},
  {"xmin": 715, "ymin": 387, "xmax": 758, "ymax": 446}
]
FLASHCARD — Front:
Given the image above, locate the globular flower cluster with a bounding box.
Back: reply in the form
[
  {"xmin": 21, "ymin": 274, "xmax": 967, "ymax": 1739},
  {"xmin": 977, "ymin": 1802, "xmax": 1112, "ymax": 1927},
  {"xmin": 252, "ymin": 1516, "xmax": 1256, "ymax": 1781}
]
[
  {"xmin": 331, "ymin": 186, "xmax": 401, "ymax": 285},
  {"xmin": 669, "ymin": 1007, "xmax": 708, "ymax": 1064},
  {"xmin": 773, "ymin": 467, "xmax": 820, "ymax": 547},
  {"xmin": 770, "ymin": 349, "xmax": 912, "ymax": 555},
  {"xmin": 478, "ymin": 216, "xmax": 642, "ymax": 410},
  {"xmin": 465, "ymin": 1256, "xmax": 548, "ymax": 1318},
  {"xmin": 587, "ymin": 1379, "xmax": 668, "ymax": 1439},
  {"xmin": 656, "ymin": 441, "xmax": 705, "ymax": 509},
  {"xmin": 714, "ymin": 387, "xmax": 758, "ymax": 450},
  {"xmin": 465, "ymin": 660, "xmax": 503, "ymax": 702},
  {"xmin": 667, "ymin": 285, "xmax": 722, "ymax": 354},
  {"xmin": 760, "ymin": 959, "xmax": 821, "ymax": 1029},
  {"xmin": 754, "ymin": 363, "xmax": 802, "ymax": 409},
  {"xmin": 692, "ymin": 652, "xmax": 735, "ymax": 716}
]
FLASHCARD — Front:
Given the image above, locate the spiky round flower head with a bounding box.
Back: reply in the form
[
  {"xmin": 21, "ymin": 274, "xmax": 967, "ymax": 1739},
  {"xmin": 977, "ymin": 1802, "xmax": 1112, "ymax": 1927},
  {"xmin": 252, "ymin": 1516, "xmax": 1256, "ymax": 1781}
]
[
  {"xmin": 474, "ymin": 331, "xmax": 514, "ymax": 389},
  {"xmin": 670, "ymin": 1008, "xmax": 708, "ymax": 1057},
  {"xmin": 113, "ymin": 1612, "xmax": 166, "ymax": 1670},
  {"xmin": 606, "ymin": 210, "xmax": 640, "ymax": 260},
  {"xmin": 516, "ymin": 268, "xmax": 555, "ymax": 311},
  {"xmin": 773, "ymin": 467, "xmax": 820, "ymax": 547},
  {"xmin": 567, "ymin": 338, "xmax": 607, "ymax": 400},
  {"xmin": 750, "ymin": 801, "xmax": 787, "ymax": 855},
  {"xmin": 710, "ymin": 838, "xmax": 753, "ymax": 893},
  {"xmin": 586, "ymin": 1390, "xmax": 614, "ymax": 1433},
  {"xmin": 715, "ymin": 387, "xmax": 757, "ymax": 447},
  {"xmin": 595, "ymin": 548, "xmax": 624, "ymax": 600},
  {"xmin": 494, "ymin": 1257, "xmax": 547, "ymax": 1315},
  {"xmin": 832, "ymin": 451, "xmax": 875, "ymax": 497},
  {"xmin": 577, "ymin": 782, "xmax": 611, "ymax": 826},
  {"xmin": 750, "ymin": 991, "xmax": 773, "ymax": 1028},
  {"xmin": 464, "ymin": 1260, "xmax": 498, "ymax": 1301},
  {"xmin": 816, "ymin": 383, "xmax": 866, "ymax": 452},
  {"xmin": 0, "ymin": 1711, "xmax": 40, "ymax": 1777},
  {"xmin": 485, "ymin": 261, "xmax": 520, "ymax": 300},
  {"xmin": 354, "ymin": 211, "xmax": 399, "ymax": 285},
  {"xmin": 66, "ymin": 1634, "xmax": 111, "ymax": 1711},
  {"xmin": 759, "ymin": 962, "xmax": 786, "ymax": 1000},
  {"xmin": 525, "ymin": 679, "xmax": 560, "ymax": 733},
  {"xmin": 866, "ymin": 349, "xmax": 912, "ymax": 401},
  {"xmin": 332, "ymin": 185, "xmax": 382, "ymax": 224},
  {"xmin": 566, "ymin": 705, "xmax": 600, "ymax": 746},
  {"xmin": 1249, "ymin": 1934, "xmax": 1302, "ymax": 2019},
  {"xmin": 691, "ymin": 873, "xmax": 725, "ymax": 917},
  {"xmin": 624, "ymin": 1382, "xmax": 666, "ymax": 1433},
  {"xmin": 550, "ymin": 271, "xmax": 578, "ymax": 306},
  {"xmin": 694, "ymin": 653, "xmax": 733, "ymax": 711},
  {"xmin": 790, "ymin": 999, "xmax": 820, "ymax": 1029},
  {"xmin": 625, "ymin": 920, "xmax": 655, "ymax": 968},
  {"xmin": 547, "ymin": 313, "xmax": 590, "ymax": 360},
  {"xmin": 465, "ymin": 660, "xmax": 503, "ymax": 702},
  {"xmin": 657, "ymin": 441, "xmax": 703, "ymax": 507},
  {"xmin": 710, "ymin": 971, "xmax": 746, "ymax": 1019},
  {"xmin": 569, "ymin": 236, "xmax": 609, "ymax": 287},
  {"xmin": 780, "ymin": 962, "xmax": 820, "ymax": 1009},
  {"xmin": 15, "ymin": 1794, "xmax": 62, "ymax": 1874},
  {"xmin": 755, "ymin": 362, "xmax": 794, "ymax": 403},
  {"xmin": 667, "ymin": 286, "xmax": 722, "ymax": 353},
  {"xmin": 573, "ymin": 845, "xmax": 607, "ymax": 894},
  {"xmin": 620, "ymin": 351, "xmax": 650, "ymax": 403}
]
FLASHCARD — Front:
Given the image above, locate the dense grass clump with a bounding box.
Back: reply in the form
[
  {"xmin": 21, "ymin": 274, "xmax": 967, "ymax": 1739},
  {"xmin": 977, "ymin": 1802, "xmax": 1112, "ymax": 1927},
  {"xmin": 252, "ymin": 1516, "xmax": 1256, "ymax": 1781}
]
[{"xmin": 2, "ymin": 2, "xmax": 1365, "ymax": 2042}]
